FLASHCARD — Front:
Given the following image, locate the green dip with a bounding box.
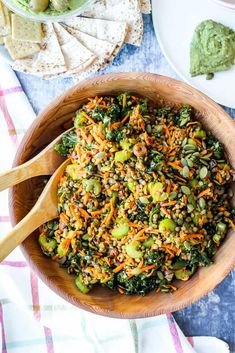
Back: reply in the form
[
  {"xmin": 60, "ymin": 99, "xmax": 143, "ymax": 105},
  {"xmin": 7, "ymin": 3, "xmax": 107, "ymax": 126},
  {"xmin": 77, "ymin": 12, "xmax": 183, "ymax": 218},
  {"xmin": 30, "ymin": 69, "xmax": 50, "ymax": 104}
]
[
  {"xmin": 190, "ymin": 20, "xmax": 235, "ymax": 78},
  {"xmin": 11, "ymin": 0, "xmax": 86, "ymax": 16}
]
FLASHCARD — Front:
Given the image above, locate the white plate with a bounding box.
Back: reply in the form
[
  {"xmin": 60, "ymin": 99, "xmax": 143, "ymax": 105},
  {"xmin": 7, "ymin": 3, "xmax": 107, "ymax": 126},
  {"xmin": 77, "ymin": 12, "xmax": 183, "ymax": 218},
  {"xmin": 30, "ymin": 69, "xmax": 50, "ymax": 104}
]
[{"xmin": 152, "ymin": 0, "xmax": 235, "ymax": 108}]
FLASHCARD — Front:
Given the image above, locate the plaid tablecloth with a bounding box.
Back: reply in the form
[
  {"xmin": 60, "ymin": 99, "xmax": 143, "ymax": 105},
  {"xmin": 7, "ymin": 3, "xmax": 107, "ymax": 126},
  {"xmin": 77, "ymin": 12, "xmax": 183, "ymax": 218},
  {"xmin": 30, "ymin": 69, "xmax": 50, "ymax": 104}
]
[{"xmin": 0, "ymin": 59, "xmax": 230, "ymax": 353}]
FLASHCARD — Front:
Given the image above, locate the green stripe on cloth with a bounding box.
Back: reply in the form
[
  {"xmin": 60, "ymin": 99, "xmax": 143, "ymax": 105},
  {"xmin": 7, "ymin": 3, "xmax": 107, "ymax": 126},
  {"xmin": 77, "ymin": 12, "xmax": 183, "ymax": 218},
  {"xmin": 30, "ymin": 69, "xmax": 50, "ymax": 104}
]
[
  {"xmin": 5, "ymin": 336, "xmax": 77, "ymax": 349},
  {"xmin": 129, "ymin": 320, "xmax": 139, "ymax": 353}
]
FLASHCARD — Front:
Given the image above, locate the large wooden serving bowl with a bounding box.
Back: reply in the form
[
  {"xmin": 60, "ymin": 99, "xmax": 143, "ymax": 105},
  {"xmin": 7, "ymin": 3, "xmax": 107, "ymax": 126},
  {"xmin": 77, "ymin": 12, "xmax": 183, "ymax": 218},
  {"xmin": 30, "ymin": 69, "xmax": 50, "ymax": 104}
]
[{"xmin": 9, "ymin": 73, "xmax": 235, "ymax": 318}]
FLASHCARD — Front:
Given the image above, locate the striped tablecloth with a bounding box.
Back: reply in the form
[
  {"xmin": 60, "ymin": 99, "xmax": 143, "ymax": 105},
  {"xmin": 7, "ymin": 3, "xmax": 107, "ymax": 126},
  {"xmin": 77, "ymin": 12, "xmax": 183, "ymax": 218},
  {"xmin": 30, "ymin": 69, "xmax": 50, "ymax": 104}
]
[{"xmin": 0, "ymin": 59, "xmax": 230, "ymax": 353}]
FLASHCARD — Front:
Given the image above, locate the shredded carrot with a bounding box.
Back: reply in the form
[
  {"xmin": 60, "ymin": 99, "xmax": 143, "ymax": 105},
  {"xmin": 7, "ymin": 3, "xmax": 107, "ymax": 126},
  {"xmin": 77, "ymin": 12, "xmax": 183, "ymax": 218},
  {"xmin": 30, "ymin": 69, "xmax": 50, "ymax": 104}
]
[
  {"xmin": 163, "ymin": 124, "xmax": 172, "ymax": 144},
  {"xmin": 60, "ymin": 212, "xmax": 69, "ymax": 224},
  {"xmin": 135, "ymin": 235, "xmax": 148, "ymax": 241},
  {"xmin": 161, "ymin": 206, "xmax": 171, "ymax": 216},
  {"xmin": 99, "ymin": 104, "xmax": 109, "ymax": 109},
  {"xmin": 92, "ymin": 132, "xmax": 104, "ymax": 144},
  {"xmin": 78, "ymin": 207, "xmax": 91, "ymax": 219},
  {"xmin": 182, "ymin": 233, "xmax": 204, "ymax": 241},
  {"xmin": 69, "ymin": 206, "xmax": 81, "ymax": 224},
  {"xmin": 140, "ymin": 264, "xmax": 156, "ymax": 272},
  {"xmin": 134, "ymin": 228, "xmax": 146, "ymax": 239},
  {"xmin": 83, "ymin": 112, "xmax": 95, "ymax": 124},
  {"xmin": 168, "ymin": 161, "xmax": 183, "ymax": 171},
  {"xmin": 187, "ymin": 121, "xmax": 200, "ymax": 126},
  {"xmin": 166, "ymin": 182, "xmax": 171, "ymax": 195},
  {"xmin": 122, "ymin": 94, "xmax": 126, "ymax": 108},
  {"xmin": 110, "ymin": 122, "xmax": 121, "ymax": 130},
  {"xmin": 120, "ymin": 113, "xmax": 129, "ymax": 125},
  {"xmin": 128, "ymin": 222, "xmax": 142, "ymax": 228},
  {"xmin": 182, "ymin": 195, "xmax": 187, "ymax": 205},
  {"xmin": 228, "ymin": 219, "xmax": 235, "ymax": 230},
  {"xmin": 83, "ymin": 192, "xmax": 91, "ymax": 206},
  {"xmin": 91, "ymin": 209, "xmax": 103, "ymax": 217},
  {"xmin": 113, "ymin": 262, "xmax": 126, "ymax": 273},
  {"xmin": 160, "ymin": 200, "xmax": 177, "ymax": 207},
  {"xmin": 197, "ymin": 188, "xmax": 211, "ymax": 199},
  {"xmin": 118, "ymin": 287, "xmax": 124, "ymax": 294},
  {"xmin": 217, "ymin": 207, "xmax": 226, "ymax": 212}
]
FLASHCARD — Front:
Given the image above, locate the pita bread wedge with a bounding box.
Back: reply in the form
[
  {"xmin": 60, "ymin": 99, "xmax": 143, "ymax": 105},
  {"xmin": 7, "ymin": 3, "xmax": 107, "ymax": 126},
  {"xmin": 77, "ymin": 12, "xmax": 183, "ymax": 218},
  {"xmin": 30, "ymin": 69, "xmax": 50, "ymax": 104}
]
[
  {"xmin": 63, "ymin": 17, "xmax": 127, "ymax": 45},
  {"xmin": 139, "ymin": 0, "xmax": 151, "ymax": 14},
  {"xmin": 4, "ymin": 35, "xmax": 40, "ymax": 60},
  {"xmin": 43, "ymin": 23, "xmax": 96, "ymax": 79},
  {"xmin": 81, "ymin": 0, "xmax": 143, "ymax": 46},
  {"xmin": 65, "ymin": 26, "xmax": 122, "ymax": 82},
  {"xmin": 13, "ymin": 23, "xmax": 66, "ymax": 76}
]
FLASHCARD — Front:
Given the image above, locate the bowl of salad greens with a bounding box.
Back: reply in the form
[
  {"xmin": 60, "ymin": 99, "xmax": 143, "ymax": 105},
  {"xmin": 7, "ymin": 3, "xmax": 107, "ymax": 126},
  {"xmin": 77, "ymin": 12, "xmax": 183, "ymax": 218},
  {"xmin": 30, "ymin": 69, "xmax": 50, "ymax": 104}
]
[{"xmin": 9, "ymin": 72, "xmax": 235, "ymax": 318}]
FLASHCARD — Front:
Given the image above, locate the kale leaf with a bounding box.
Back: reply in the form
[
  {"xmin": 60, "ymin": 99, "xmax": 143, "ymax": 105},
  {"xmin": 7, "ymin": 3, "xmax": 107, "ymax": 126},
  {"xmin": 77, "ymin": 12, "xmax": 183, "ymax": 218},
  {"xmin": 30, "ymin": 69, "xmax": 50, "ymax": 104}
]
[{"xmin": 54, "ymin": 131, "xmax": 78, "ymax": 157}]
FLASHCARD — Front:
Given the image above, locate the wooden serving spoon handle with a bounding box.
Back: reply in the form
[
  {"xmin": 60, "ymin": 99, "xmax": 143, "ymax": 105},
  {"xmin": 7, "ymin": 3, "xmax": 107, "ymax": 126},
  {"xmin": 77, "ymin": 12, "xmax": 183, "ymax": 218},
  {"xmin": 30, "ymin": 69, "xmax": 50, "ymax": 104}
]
[
  {"xmin": 0, "ymin": 207, "xmax": 50, "ymax": 262},
  {"xmin": 0, "ymin": 159, "xmax": 68, "ymax": 262},
  {"xmin": 0, "ymin": 141, "xmax": 64, "ymax": 192}
]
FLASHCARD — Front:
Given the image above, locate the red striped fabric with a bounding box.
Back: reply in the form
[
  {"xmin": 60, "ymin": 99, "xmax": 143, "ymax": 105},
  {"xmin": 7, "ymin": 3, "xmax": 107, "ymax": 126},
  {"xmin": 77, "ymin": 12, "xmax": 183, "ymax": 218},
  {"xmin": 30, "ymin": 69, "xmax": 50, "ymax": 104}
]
[
  {"xmin": 0, "ymin": 86, "xmax": 23, "ymax": 96},
  {"xmin": 166, "ymin": 313, "xmax": 184, "ymax": 353}
]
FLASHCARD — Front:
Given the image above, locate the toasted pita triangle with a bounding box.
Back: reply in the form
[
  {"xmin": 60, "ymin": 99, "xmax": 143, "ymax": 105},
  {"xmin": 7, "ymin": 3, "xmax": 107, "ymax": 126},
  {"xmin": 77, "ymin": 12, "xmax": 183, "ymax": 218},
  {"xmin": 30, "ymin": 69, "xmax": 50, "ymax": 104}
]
[
  {"xmin": 81, "ymin": 0, "xmax": 143, "ymax": 46},
  {"xmin": 43, "ymin": 24, "xmax": 96, "ymax": 79},
  {"xmin": 64, "ymin": 26, "xmax": 122, "ymax": 82},
  {"xmin": 13, "ymin": 23, "xmax": 66, "ymax": 76},
  {"xmin": 63, "ymin": 17, "xmax": 127, "ymax": 45},
  {"xmin": 139, "ymin": 0, "xmax": 151, "ymax": 14}
]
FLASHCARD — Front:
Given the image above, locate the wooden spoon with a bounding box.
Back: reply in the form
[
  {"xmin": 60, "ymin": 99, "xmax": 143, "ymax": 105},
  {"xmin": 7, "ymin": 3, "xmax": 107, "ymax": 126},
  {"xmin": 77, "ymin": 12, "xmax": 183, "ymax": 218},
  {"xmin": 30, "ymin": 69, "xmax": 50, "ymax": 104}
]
[
  {"xmin": 0, "ymin": 159, "xmax": 69, "ymax": 262},
  {"xmin": 0, "ymin": 128, "xmax": 73, "ymax": 192}
]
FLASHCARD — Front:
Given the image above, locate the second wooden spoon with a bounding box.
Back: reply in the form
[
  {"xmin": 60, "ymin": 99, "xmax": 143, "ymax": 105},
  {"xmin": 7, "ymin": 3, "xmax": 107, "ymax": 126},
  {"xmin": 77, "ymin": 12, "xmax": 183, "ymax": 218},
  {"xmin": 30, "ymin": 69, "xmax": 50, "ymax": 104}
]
[{"xmin": 0, "ymin": 159, "xmax": 70, "ymax": 262}]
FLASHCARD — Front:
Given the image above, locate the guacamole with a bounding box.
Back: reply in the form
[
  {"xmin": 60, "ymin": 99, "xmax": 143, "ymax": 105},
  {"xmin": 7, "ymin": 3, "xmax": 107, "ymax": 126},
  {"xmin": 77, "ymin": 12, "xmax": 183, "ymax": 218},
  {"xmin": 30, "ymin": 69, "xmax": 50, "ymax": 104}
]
[{"xmin": 190, "ymin": 20, "xmax": 235, "ymax": 78}]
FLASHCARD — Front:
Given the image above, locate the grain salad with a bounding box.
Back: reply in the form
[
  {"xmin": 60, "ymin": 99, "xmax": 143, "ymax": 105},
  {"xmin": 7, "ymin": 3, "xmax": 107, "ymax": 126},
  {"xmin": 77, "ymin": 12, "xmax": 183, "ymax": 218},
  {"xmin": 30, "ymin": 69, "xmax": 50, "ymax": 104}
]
[{"xmin": 38, "ymin": 94, "xmax": 235, "ymax": 295}]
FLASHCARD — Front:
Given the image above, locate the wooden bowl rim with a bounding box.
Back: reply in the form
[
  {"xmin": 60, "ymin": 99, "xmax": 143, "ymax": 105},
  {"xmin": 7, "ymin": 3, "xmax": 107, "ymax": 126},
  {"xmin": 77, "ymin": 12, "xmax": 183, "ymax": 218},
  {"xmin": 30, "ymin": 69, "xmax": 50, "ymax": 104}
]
[{"xmin": 9, "ymin": 72, "xmax": 235, "ymax": 318}]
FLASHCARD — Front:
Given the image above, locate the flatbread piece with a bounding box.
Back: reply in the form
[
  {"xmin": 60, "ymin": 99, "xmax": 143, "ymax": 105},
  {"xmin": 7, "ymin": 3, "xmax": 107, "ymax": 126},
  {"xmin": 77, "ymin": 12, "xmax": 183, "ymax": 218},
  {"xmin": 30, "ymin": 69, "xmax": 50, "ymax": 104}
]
[{"xmin": 4, "ymin": 35, "xmax": 40, "ymax": 60}]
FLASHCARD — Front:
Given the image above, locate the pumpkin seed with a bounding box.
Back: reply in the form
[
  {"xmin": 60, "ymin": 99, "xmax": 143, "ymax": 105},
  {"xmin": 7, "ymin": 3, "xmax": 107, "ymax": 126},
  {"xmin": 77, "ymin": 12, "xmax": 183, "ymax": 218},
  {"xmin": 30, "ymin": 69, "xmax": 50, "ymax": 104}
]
[
  {"xmin": 184, "ymin": 144, "xmax": 197, "ymax": 151},
  {"xmin": 199, "ymin": 166, "xmax": 208, "ymax": 179},
  {"xmin": 187, "ymin": 203, "xmax": 194, "ymax": 212},
  {"xmin": 168, "ymin": 191, "xmax": 177, "ymax": 200},
  {"xmin": 199, "ymin": 197, "xmax": 206, "ymax": 208},
  {"xmin": 182, "ymin": 166, "xmax": 189, "ymax": 178},
  {"xmin": 186, "ymin": 158, "xmax": 194, "ymax": 167},
  {"xmin": 181, "ymin": 186, "xmax": 191, "ymax": 195},
  {"xmin": 181, "ymin": 158, "xmax": 188, "ymax": 166},
  {"xmin": 157, "ymin": 271, "xmax": 164, "ymax": 280}
]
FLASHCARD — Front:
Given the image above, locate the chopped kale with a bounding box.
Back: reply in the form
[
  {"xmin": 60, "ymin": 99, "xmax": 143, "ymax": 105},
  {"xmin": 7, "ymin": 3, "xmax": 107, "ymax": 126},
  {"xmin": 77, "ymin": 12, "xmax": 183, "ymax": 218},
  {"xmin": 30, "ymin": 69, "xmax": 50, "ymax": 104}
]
[
  {"xmin": 54, "ymin": 131, "xmax": 78, "ymax": 157},
  {"xmin": 117, "ymin": 271, "xmax": 158, "ymax": 295}
]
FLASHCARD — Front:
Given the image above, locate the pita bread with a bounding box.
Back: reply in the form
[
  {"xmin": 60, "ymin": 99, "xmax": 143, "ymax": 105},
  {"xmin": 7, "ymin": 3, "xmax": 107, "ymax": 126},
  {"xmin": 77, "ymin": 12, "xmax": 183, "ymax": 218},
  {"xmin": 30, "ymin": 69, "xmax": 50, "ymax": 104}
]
[
  {"xmin": 13, "ymin": 23, "xmax": 66, "ymax": 76},
  {"xmin": 139, "ymin": 0, "xmax": 151, "ymax": 14},
  {"xmin": 64, "ymin": 27, "xmax": 122, "ymax": 82},
  {"xmin": 63, "ymin": 17, "xmax": 127, "ymax": 45},
  {"xmin": 82, "ymin": 0, "xmax": 143, "ymax": 46},
  {"xmin": 4, "ymin": 35, "xmax": 40, "ymax": 60},
  {"xmin": 43, "ymin": 24, "xmax": 96, "ymax": 79}
]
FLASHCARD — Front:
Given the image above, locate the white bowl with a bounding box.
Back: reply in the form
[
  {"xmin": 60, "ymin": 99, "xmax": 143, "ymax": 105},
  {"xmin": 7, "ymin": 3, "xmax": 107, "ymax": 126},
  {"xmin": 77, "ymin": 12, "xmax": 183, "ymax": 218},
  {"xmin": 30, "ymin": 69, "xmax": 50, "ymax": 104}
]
[
  {"xmin": 1, "ymin": 0, "xmax": 94, "ymax": 22},
  {"xmin": 212, "ymin": 0, "xmax": 235, "ymax": 10}
]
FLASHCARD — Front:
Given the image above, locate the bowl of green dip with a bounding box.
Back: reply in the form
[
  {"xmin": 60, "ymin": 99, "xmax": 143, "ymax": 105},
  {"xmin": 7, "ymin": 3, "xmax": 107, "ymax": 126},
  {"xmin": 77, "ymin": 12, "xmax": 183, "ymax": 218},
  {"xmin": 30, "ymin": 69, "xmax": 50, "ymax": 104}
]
[{"xmin": 1, "ymin": 0, "xmax": 94, "ymax": 21}]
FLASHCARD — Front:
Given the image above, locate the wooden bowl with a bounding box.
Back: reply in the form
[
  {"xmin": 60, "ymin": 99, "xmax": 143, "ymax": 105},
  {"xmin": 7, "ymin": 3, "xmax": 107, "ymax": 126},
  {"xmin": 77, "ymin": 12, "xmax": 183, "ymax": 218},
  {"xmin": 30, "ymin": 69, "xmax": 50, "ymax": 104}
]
[{"xmin": 9, "ymin": 72, "xmax": 235, "ymax": 318}]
